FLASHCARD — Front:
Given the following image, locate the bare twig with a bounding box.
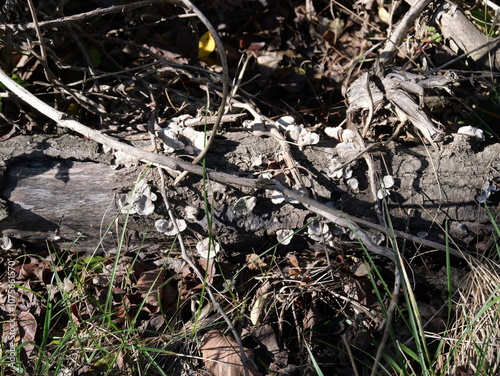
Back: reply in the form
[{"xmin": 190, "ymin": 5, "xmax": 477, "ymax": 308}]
[
  {"xmin": 156, "ymin": 167, "xmax": 251, "ymax": 376},
  {"xmin": 26, "ymin": 0, "xmax": 52, "ymax": 83},
  {"xmin": 343, "ymin": 334, "xmax": 360, "ymax": 376},
  {"xmin": 379, "ymin": 0, "xmax": 433, "ymax": 67},
  {"xmin": 179, "ymin": 113, "xmax": 246, "ymax": 127},
  {"xmin": 361, "ymin": 72, "xmax": 374, "ymax": 138},
  {"xmin": 0, "ymin": 0, "xmax": 183, "ymax": 31},
  {"xmin": 431, "ymin": 35, "xmax": 500, "ymax": 73},
  {"xmin": 168, "ymin": 0, "xmax": 230, "ymax": 184},
  {"xmin": 370, "ymin": 260, "xmax": 401, "ymax": 376},
  {"xmin": 435, "ymin": 3, "xmax": 500, "ymax": 71}
]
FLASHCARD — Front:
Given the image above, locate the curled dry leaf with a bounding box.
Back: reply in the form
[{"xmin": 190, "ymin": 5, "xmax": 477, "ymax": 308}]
[
  {"xmin": 135, "ymin": 269, "xmax": 165, "ymax": 314},
  {"xmin": 250, "ymin": 280, "xmax": 272, "ymax": 326},
  {"xmin": 201, "ymin": 330, "xmax": 261, "ymax": 376},
  {"xmin": 247, "ymin": 324, "xmax": 288, "ymax": 370},
  {"xmin": 352, "ymin": 262, "xmax": 370, "ymax": 277},
  {"xmin": 250, "ymin": 292, "xmax": 271, "ymax": 325},
  {"xmin": 245, "ymin": 253, "xmax": 268, "ymax": 271}
]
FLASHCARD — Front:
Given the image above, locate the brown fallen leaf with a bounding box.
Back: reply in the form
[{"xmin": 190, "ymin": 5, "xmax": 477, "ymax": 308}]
[
  {"xmin": 201, "ymin": 330, "xmax": 261, "ymax": 376},
  {"xmin": 247, "ymin": 324, "xmax": 288, "ymax": 371},
  {"xmin": 245, "ymin": 253, "xmax": 267, "ymax": 271},
  {"xmin": 136, "ymin": 268, "xmax": 165, "ymax": 314},
  {"xmin": 6, "ymin": 311, "xmax": 37, "ymax": 360}
]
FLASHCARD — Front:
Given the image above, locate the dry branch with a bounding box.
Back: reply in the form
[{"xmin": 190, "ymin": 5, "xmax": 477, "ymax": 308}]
[
  {"xmin": 0, "ymin": 0, "xmax": 182, "ymax": 31},
  {"xmin": 379, "ymin": 0, "xmax": 433, "ymax": 67},
  {"xmin": 436, "ymin": 2, "xmax": 500, "ymax": 71}
]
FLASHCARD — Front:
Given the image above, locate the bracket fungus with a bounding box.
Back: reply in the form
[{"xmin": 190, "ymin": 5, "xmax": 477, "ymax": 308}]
[
  {"xmin": 155, "ymin": 218, "xmax": 187, "ymax": 236},
  {"xmin": 119, "ymin": 180, "xmax": 157, "ymax": 216}
]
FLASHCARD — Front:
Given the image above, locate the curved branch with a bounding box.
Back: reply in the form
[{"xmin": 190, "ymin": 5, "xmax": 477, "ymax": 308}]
[{"xmin": 379, "ymin": 0, "xmax": 433, "ymax": 67}]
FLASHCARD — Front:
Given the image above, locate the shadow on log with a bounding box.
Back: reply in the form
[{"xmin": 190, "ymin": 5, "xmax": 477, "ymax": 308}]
[{"xmin": 0, "ymin": 132, "xmax": 498, "ymax": 254}]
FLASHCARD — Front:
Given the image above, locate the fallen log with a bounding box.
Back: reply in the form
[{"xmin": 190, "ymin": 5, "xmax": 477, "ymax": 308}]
[{"xmin": 0, "ymin": 132, "xmax": 497, "ymax": 255}]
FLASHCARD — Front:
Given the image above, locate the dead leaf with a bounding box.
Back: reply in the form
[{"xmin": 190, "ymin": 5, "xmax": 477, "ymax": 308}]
[
  {"xmin": 248, "ymin": 325, "xmax": 288, "ymax": 371},
  {"xmin": 201, "ymin": 330, "xmax": 261, "ymax": 376},
  {"xmin": 70, "ymin": 303, "xmax": 83, "ymax": 324},
  {"xmin": 136, "ymin": 269, "xmax": 164, "ymax": 314},
  {"xmin": 287, "ymin": 254, "xmax": 299, "ymax": 268},
  {"xmin": 198, "ymin": 257, "xmax": 217, "ymax": 284},
  {"xmin": 0, "ymin": 124, "xmax": 17, "ymax": 141},
  {"xmin": 246, "ymin": 253, "xmax": 267, "ymax": 271},
  {"xmin": 354, "ymin": 279, "xmax": 377, "ymax": 308},
  {"xmin": 287, "ymin": 253, "xmax": 307, "ymax": 277},
  {"xmin": 7, "ymin": 311, "xmax": 37, "ymax": 359},
  {"xmin": 115, "ymin": 350, "xmax": 133, "ymax": 371}
]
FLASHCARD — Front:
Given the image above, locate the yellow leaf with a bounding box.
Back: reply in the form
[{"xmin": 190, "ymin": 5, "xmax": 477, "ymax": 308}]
[
  {"xmin": 198, "ymin": 31, "xmax": 216, "ymax": 60},
  {"xmin": 378, "ymin": 6, "xmax": 391, "ymax": 25},
  {"xmin": 66, "ymin": 102, "xmax": 79, "ymax": 116}
]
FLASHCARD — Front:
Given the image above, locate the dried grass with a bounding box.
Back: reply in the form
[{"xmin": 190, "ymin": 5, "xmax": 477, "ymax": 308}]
[{"xmin": 442, "ymin": 257, "xmax": 500, "ymax": 375}]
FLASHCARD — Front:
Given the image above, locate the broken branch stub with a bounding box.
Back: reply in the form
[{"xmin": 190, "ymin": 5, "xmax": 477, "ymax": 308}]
[{"xmin": 436, "ymin": 2, "xmax": 500, "ymax": 71}]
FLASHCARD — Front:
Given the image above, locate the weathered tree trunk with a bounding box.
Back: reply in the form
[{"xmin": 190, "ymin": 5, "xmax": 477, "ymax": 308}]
[{"xmin": 0, "ymin": 132, "xmax": 497, "ymax": 254}]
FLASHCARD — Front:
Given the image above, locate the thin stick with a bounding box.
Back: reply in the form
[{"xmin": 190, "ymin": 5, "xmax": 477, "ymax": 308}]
[
  {"xmin": 156, "ymin": 167, "xmax": 251, "ymax": 376},
  {"xmin": 370, "ymin": 265, "xmax": 401, "ymax": 376},
  {"xmin": 26, "ymin": 0, "xmax": 48, "ymax": 73},
  {"xmin": 168, "ymin": 0, "xmax": 230, "ymax": 183},
  {"xmin": 0, "ymin": 0, "xmax": 182, "ymax": 31},
  {"xmin": 343, "ymin": 334, "xmax": 360, "ymax": 376},
  {"xmin": 378, "ymin": 0, "xmax": 433, "ymax": 67}
]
